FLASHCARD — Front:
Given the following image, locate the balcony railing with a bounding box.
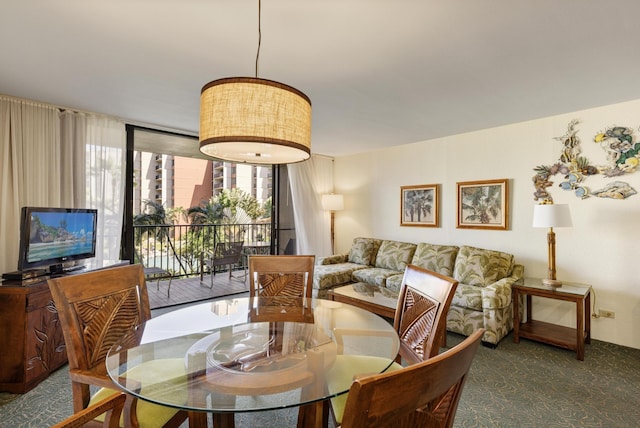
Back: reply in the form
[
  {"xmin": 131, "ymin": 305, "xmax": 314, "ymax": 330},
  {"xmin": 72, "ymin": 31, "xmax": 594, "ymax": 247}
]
[{"xmin": 134, "ymin": 222, "xmax": 272, "ymax": 278}]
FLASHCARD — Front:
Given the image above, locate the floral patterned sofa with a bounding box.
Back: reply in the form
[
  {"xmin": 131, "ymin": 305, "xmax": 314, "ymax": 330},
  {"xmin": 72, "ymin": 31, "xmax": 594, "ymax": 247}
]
[{"xmin": 314, "ymin": 237, "xmax": 524, "ymax": 345}]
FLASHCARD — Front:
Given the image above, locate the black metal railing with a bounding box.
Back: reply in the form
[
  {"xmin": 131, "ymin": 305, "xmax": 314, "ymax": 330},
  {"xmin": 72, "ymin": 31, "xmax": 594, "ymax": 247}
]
[{"xmin": 134, "ymin": 222, "xmax": 272, "ymax": 277}]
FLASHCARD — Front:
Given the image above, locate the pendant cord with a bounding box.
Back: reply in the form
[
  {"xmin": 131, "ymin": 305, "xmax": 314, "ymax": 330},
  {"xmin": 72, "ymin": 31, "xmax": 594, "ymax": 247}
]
[{"xmin": 255, "ymin": 0, "xmax": 261, "ymax": 78}]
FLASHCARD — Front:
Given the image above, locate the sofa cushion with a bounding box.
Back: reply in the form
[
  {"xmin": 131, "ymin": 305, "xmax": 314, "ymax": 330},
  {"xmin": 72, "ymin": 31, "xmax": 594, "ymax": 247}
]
[
  {"xmin": 348, "ymin": 238, "xmax": 381, "ymax": 266},
  {"xmin": 453, "ymin": 245, "xmax": 514, "ymax": 287},
  {"xmin": 352, "ymin": 268, "xmax": 402, "ymax": 288},
  {"xmin": 313, "ymin": 263, "xmax": 368, "ymax": 290},
  {"xmin": 374, "ymin": 240, "xmax": 416, "ymax": 271},
  {"xmin": 410, "ymin": 243, "xmax": 459, "ymax": 276},
  {"xmin": 385, "ymin": 273, "xmax": 404, "ymax": 293}
]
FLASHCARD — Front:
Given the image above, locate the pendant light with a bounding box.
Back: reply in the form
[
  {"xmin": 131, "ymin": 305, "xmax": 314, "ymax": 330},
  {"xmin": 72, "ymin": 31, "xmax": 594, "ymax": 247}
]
[{"xmin": 199, "ymin": 0, "xmax": 312, "ymax": 164}]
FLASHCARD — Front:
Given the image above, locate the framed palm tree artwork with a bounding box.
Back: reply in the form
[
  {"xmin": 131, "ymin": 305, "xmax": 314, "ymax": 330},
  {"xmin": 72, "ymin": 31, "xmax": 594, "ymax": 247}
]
[
  {"xmin": 400, "ymin": 184, "xmax": 439, "ymax": 227},
  {"xmin": 457, "ymin": 179, "xmax": 509, "ymax": 230}
]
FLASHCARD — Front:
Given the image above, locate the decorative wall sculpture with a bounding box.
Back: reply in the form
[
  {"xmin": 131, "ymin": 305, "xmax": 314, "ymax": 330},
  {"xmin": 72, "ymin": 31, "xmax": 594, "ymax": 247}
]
[{"xmin": 532, "ymin": 120, "xmax": 637, "ymax": 201}]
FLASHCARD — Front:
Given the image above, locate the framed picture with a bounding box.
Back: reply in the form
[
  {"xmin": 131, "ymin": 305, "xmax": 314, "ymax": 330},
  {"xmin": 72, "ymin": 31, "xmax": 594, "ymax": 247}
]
[
  {"xmin": 400, "ymin": 184, "xmax": 439, "ymax": 227},
  {"xmin": 457, "ymin": 179, "xmax": 509, "ymax": 230}
]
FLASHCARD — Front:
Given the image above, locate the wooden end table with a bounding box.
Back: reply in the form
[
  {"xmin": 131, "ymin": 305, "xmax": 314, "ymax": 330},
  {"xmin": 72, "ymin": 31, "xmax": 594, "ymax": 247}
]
[{"xmin": 513, "ymin": 277, "xmax": 591, "ymax": 360}]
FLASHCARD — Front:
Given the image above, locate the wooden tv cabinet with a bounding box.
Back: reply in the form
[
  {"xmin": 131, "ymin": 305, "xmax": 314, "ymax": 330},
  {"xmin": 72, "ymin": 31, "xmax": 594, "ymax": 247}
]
[{"xmin": 0, "ymin": 260, "xmax": 128, "ymax": 393}]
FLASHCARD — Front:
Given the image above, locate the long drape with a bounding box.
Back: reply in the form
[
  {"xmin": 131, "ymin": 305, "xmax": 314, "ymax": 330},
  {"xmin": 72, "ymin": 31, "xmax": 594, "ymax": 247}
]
[
  {"xmin": 287, "ymin": 155, "xmax": 335, "ymax": 257},
  {"xmin": 0, "ymin": 96, "xmax": 125, "ymax": 274},
  {"xmin": 85, "ymin": 115, "xmax": 126, "ymax": 263}
]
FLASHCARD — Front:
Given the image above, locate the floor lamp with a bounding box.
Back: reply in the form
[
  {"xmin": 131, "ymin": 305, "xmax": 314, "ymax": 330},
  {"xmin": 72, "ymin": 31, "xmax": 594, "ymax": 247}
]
[
  {"xmin": 532, "ymin": 203, "xmax": 572, "ymax": 288},
  {"xmin": 322, "ymin": 194, "xmax": 344, "ymax": 255}
]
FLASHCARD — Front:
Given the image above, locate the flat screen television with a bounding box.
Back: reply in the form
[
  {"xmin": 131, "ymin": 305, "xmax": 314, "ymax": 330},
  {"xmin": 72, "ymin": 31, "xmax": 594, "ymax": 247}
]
[{"xmin": 17, "ymin": 206, "xmax": 98, "ymax": 275}]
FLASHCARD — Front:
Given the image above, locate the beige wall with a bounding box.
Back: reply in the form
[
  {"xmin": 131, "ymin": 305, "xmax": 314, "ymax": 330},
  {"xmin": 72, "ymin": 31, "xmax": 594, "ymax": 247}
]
[{"xmin": 334, "ymin": 99, "xmax": 640, "ymax": 350}]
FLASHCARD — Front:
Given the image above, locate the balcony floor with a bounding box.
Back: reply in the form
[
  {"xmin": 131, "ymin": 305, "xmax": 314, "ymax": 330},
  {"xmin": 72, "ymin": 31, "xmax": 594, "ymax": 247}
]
[{"xmin": 147, "ymin": 270, "xmax": 248, "ymax": 310}]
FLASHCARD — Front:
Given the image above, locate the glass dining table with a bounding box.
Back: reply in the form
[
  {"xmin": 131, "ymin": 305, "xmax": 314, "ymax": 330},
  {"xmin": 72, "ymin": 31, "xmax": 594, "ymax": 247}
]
[{"xmin": 105, "ymin": 296, "xmax": 399, "ymax": 428}]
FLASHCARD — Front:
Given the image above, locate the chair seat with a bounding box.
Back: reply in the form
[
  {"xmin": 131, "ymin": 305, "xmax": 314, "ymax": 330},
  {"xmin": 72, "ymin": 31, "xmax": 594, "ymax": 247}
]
[
  {"xmin": 326, "ymin": 355, "xmax": 402, "ymax": 425},
  {"xmin": 90, "ymin": 358, "xmax": 187, "ymax": 428}
]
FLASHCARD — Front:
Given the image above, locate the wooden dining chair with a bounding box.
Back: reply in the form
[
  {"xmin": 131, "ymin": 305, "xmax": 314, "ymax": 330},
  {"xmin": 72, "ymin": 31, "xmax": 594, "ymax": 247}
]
[
  {"xmin": 327, "ymin": 265, "xmax": 458, "ymax": 425},
  {"xmin": 248, "ymin": 255, "xmax": 315, "ymax": 300},
  {"xmin": 394, "ymin": 264, "xmax": 459, "ymax": 364},
  {"xmin": 47, "ymin": 264, "xmax": 188, "ymax": 428},
  {"xmin": 339, "ymin": 328, "xmax": 484, "ymax": 428},
  {"xmin": 51, "ymin": 393, "xmax": 126, "ymax": 428}
]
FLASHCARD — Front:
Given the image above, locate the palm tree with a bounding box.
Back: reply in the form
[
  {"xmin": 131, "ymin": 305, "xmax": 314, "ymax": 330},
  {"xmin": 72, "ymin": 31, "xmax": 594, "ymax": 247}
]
[
  {"xmin": 186, "ymin": 189, "xmax": 269, "ymax": 263},
  {"xmin": 187, "ymin": 198, "xmax": 225, "ymax": 226},
  {"xmin": 404, "ymin": 190, "xmax": 433, "ymax": 222},
  {"xmin": 461, "ymin": 186, "xmax": 502, "ymax": 224},
  {"xmin": 167, "ymin": 206, "xmax": 188, "ymax": 224},
  {"xmin": 134, "ymin": 200, "xmax": 186, "ymax": 274},
  {"xmin": 214, "ymin": 188, "xmax": 265, "ymax": 220}
]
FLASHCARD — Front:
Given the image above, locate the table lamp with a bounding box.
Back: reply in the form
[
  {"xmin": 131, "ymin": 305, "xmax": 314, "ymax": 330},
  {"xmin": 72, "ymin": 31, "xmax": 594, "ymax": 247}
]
[
  {"xmin": 322, "ymin": 194, "xmax": 344, "ymax": 255},
  {"xmin": 532, "ymin": 203, "xmax": 572, "ymax": 288}
]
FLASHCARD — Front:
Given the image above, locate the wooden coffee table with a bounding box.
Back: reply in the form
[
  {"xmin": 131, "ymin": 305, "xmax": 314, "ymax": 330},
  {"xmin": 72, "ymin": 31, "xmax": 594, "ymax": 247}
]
[{"xmin": 327, "ymin": 282, "xmax": 397, "ymax": 319}]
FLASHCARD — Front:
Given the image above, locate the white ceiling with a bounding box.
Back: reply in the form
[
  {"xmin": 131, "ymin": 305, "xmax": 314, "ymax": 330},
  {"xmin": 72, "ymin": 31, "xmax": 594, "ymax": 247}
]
[{"xmin": 2, "ymin": 1, "xmax": 640, "ymax": 158}]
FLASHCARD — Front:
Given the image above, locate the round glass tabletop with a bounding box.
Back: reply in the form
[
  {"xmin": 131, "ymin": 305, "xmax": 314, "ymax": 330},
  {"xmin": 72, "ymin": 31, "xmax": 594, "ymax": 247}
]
[{"xmin": 106, "ymin": 296, "xmax": 399, "ymax": 413}]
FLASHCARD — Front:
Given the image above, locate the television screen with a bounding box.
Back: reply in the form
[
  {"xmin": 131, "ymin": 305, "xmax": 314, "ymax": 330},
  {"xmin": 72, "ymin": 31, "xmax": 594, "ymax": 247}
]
[{"xmin": 17, "ymin": 207, "xmax": 98, "ymax": 273}]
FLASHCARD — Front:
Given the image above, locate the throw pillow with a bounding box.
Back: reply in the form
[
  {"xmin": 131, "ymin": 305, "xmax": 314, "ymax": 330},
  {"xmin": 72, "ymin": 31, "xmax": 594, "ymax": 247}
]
[
  {"xmin": 348, "ymin": 238, "xmax": 376, "ymax": 266},
  {"xmin": 453, "ymin": 245, "xmax": 514, "ymax": 287}
]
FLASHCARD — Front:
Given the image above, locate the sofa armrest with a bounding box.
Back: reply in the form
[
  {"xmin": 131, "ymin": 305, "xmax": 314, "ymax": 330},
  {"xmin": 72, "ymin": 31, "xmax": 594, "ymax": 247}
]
[
  {"xmin": 481, "ymin": 264, "xmax": 524, "ymax": 309},
  {"xmin": 317, "ymin": 254, "xmax": 349, "ymax": 265}
]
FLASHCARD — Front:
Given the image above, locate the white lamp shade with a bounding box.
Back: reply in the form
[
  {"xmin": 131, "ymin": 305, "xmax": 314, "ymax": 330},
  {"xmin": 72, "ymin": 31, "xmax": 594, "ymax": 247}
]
[
  {"xmin": 532, "ymin": 204, "xmax": 572, "ymax": 228},
  {"xmin": 322, "ymin": 194, "xmax": 344, "ymax": 211}
]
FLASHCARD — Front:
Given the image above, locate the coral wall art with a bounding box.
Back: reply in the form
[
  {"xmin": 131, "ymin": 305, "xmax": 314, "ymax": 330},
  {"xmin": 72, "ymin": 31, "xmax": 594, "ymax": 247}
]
[{"xmin": 532, "ymin": 120, "xmax": 637, "ymax": 201}]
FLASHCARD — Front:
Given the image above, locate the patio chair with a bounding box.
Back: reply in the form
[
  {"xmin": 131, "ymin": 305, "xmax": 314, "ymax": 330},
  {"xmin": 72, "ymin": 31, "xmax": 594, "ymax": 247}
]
[
  {"xmin": 200, "ymin": 241, "xmax": 245, "ymax": 288},
  {"xmin": 144, "ymin": 265, "xmax": 173, "ymax": 298}
]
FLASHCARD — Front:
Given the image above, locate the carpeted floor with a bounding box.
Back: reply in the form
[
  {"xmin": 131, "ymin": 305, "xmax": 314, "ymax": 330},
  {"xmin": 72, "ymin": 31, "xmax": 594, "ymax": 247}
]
[{"xmin": 1, "ymin": 318, "xmax": 639, "ymax": 427}]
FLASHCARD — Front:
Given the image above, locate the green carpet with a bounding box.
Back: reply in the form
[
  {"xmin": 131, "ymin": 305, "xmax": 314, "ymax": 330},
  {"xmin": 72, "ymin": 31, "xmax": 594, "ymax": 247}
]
[{"xmin": 1, "ymin": 332, "xmax": 639, "ymax": 427}]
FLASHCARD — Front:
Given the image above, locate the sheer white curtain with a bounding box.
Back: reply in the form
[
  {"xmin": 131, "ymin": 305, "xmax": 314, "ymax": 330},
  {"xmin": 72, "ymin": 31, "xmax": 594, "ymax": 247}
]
[
  {"xmin": 84, "ymin": 115, "xmax": 126, "ymax": 263},
  {"xmin": 0, "ymin": 96, "xmax": 125, "ymax": 274},
  {"xmin": 287, "ymin": 155, "xmax": 334, "ymax": 257}
]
